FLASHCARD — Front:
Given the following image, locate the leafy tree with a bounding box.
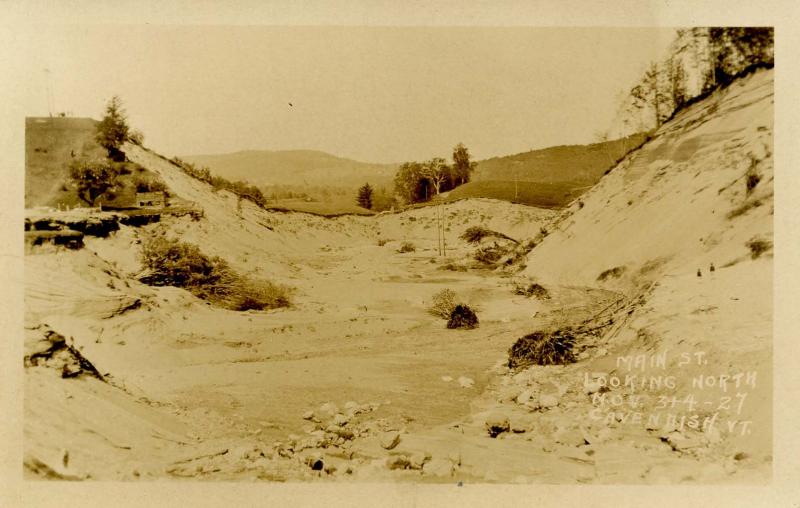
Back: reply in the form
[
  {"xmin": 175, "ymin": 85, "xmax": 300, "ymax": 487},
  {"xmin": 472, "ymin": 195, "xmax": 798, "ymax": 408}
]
[
  {"xmin": 95, "ymin": 96, "xmax": 130, "ymax": 160},
  {"xmin": 68, "ymin": 158, "xmax": 122, "ymax": 206},
  {"xmin": 420, "ymin": 157, "xmax": 451, "ymax": 196},
  {"xmin": 452, "ymin": 143, "xmax": 477, "ymax": 186},
  {"xmin": 393, "ymin": 161, "xmax": 424, "ymax": 204},
  {"xmin": 356, "ymin": 182, "xmax": 374, "ymax": 209}
]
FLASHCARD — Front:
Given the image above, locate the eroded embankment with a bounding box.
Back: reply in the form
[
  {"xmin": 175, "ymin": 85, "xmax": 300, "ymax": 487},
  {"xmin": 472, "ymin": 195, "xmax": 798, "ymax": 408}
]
[{"xmin": 23, "ymin": 69, "xmax": 773, "ymax": 483}]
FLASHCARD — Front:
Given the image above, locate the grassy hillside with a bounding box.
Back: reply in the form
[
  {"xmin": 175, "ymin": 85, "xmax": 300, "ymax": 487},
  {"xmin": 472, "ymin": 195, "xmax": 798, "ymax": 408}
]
[
  {"xmin": 447, "ymin": 133, "xmax": 649, "ymax": 208},
  {"xmin": 474, "ymin": 133, "xmax": 649, "ymax": 184},
  {"xmin": 26, "ymin": 117, "xmax": 168, "ymax": 209},
  {"xmin": 25, "ymin": 117, "xmax": 107, "ymax": 208},
  {"xmin": 182, "ymin": 150, "xmax": 397, "ymax": 189}
]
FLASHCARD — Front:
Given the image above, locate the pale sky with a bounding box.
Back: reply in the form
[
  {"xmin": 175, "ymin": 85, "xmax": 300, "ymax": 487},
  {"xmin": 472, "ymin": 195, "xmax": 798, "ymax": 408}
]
[{"xmin": 25, "ymin": 26, "xmax": 676, "ymax": 163}]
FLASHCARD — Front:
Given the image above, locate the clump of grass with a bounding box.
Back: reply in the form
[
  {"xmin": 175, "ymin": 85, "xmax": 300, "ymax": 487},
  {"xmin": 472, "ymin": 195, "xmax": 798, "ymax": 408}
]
[
  {"xmin": 746, "ymin": 155, "xmax": 762, "ymax": 194},
  {"xmin": 377, "ymin": 238, "xmax": 389, "ymax": 247},
  {"xmin": 447, "ymin": 304, "xmax": 479, "ymax": 329},
  {"xmin": 507, "ymin": 329, "xmax": 576, "ymax": 369},
  {"xmin": 139, "ymin": 235, "xmax": 290, "ymax": 311},
  {"xmin": 727, "ymin": 199, "xmax": 762, "ymax": 219},
  {"xmin": 597, "ymin": 265, "xmax": 626, "ymax": 282},
  {"xmin": 746, "ymin": 237, "xmax": 772, "ymax": 259},
  {"xmin": 428, "ymin": 288, "xmax": 457, "ymax": 319},
  {"xmin": 514, "ymin": 282, "xmax": 550, "ymax": 300},
  {"xmin": 398, "ymin": 241, "xmax": 416, "ymax": 253}
]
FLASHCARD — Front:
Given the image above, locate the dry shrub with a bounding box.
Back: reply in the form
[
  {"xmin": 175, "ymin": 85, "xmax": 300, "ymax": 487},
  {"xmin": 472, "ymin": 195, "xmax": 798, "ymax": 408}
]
[
  {"xmin": 460, "ymin": 225, "xmax": 518, "ymax": 244},
  {"xmin": 398, "ymin": 242, "xmax": 416, "ymax": 253},
  {"xmin": 139, "ymin": 236, "xmax": 290, "ymax": 311},
  {"xmin": 514, "ymin": 282, "xmax": 550, "ymax": 300},
  {"xmin": 507, "ymin": 329, "xmax": 576, "ymax": 369},
  {"xmin": 597, "ymin": 265, "xmax": 626, "ymax": 282},
  {"xmin": 447, "ymin": 304, "xmax": 479, "ymax": 329},
  {"xmin": 377, "ymin": 238, "xmax": 389, "ymax": 246},
  {"xmin": 429, "ymin": 288, "xmax": 457, "ymax": 319},
  {"xmin": 727, "ymin": 199, "xmax": 762, "ymax": 219},
  {"xmin": 746, "ymin": 238, "xmax": 772, "ymax": 259},
  {"xmin": 473, "ymin": 245, "xmax": 505, "ymax": 264}
]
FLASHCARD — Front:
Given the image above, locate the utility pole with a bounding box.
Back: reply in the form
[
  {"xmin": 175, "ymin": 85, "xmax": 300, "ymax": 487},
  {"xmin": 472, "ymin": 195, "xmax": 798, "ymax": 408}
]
[{"xmin": 44, "ymin": 68, "xmax": 53, "ymax": 117}]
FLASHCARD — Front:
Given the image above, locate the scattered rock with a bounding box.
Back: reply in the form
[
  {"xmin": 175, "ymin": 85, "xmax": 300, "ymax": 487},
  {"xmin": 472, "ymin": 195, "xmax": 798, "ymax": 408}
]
[
  {"xmin": 409, "ymin": 451, "xmax": 432, "ymax": 470},
  {"xmin": 386, "ymin": 454, "xmax": 411, "ymax": 470},
  {"xmin": 332, "ymin": 413, "xmax": 349, "ymax": 427},
  {"xmin": 485, "ymin": 412, "xmax": 510, "ymax": 438},
  {"xmin": 539, "ymin": 394, "xmax": 559, "ymax": 409},
  {"xmin": 510, "ymin": 416, "xmax": 534, "ymax": 433},
  {"xmin": 662, "ymin": 431, "xmax": 703, "ymax": 452},
  {"xmin": 422, "ymin": 458, "xmax": 453, "ymax": 477},
  {"xmin": 515, "ymin": 389, "xmax": 535, "ymax": 404},
  {"xmin": 554, "ymin": 426, "xmax": 586, "ymax": 447},
  {"xmin": 457, "ymin": 376, "xmax": 475, "ymax": 388},
  {"xmin": 302, "ymin": 410, "xmax": 316, "ymax": 421},
  {"xmin": 304, "ymin": 454, "xmax": 324, "ymax": 471},
  {"xmin": 583, "ymin": 380, "xmax": 603, "ymax": 395},
  {"xmin": 379, "ymin": 431, "xmax": 401, "ymax": 450},
  {"xmin": 441, "ymin": 375, "xmax": 453, "ymax": 382},
  {"xmin": 319, "ymin": 402, "xmax": 339, "ymax": 416},
  {"xmin": 496, "ymin": 385, "xmax": 523, "ymax": 403}
]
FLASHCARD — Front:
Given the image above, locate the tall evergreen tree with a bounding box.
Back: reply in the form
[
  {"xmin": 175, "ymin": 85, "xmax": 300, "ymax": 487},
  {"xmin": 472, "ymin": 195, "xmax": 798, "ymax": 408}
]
[{"xmin": 357, "ymin": 183, "xmax": 374, "ymax": 209}]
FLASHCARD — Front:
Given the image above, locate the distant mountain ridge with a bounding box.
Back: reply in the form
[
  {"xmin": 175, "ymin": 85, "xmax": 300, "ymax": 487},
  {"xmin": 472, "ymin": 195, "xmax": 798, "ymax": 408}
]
[{"xmin": 182, "ymin": 149, "xmax": 398, "ymax": 189}]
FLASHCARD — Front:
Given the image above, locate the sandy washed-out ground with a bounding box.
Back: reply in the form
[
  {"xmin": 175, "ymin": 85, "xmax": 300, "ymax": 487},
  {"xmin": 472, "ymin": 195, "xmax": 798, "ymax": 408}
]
[{"xmin": 23, "ymin": 69, "xmax": 773, "ymax": 483}]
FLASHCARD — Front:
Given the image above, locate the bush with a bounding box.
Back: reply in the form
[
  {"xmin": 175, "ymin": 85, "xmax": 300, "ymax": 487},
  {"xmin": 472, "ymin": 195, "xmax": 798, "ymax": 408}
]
[
  {"xmin": 473, "ymin": 245, "xmax": 504, "ymax": 264},
  {"xmin": 507, "ymin": 329, "xmax": 576, "ymax": 369},
  {"xmin": 447, "ymin": 304, "xmax": 479, "ymax": 329},
  {"xmin": 597, "ymin": 266, "xmax": 626, "ymax": 282},
  {"xmin": 398, "ymin": 242, "xmax": 416, "ymax": 253},
  {"xmin": 460, "ymin": 226, "xmax": 494, "ymax": 244},
  {"xmin": 514, "ymin": 282, "xmax": 550, "ymax": 300},
  {"xmin": 429, "ymin": 289, "xmax": 457, "ymax": 319},
  {"xmin": 377, "ymin": 238, "xmax": 389, "ymax": 247},
  {"xmin": 460, "ymin": 226, "xmax": 518, "ymax": 244},
  {"xmin": 139, "ymin": 236, "xmax": 290, "ymax": 310},
  {"xmin": 134, "ymin": 175, "xmax": 168, "ymax": 193},
  {"xmin": 746, "ymin": 238, "xmax": 772, "ymax": 259}
]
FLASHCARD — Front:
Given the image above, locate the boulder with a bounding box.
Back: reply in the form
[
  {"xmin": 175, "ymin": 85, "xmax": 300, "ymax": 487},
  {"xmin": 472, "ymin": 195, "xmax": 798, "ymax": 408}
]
[
  {"xmin": 409, "ymin": 451, "xmax": 432, "ymax": 470},
  {"xmin": 458, "ymin": 376, "xmax": 475, "ymax": 388},
  {"xmin": 539, "ymin": 394, "xmax": 559, "ymax": 409},
  {"xmin": 515, "ymin": 389, "xmax": 535, "ymax": 405},
  {"xmin": 386, "ymin": 454, "xmax": 411, "ymax": 470},
  {"xmin": 485, "ymin": 412, "xmax": 510, "ymax": 437},
  {"xmin": 422, "ymin": 458, "xmax": 453, "ymax": 477},
  {"xmin": 379, "ymin": 431, "xmax": 401, "ymax": 450},
  {"xmin": 319, "ymin": 402, "xmax": 339, "ymax": 416},
  {"xmin": 554, "ymin": 426, "xmax": 587, "ymax": 447}
]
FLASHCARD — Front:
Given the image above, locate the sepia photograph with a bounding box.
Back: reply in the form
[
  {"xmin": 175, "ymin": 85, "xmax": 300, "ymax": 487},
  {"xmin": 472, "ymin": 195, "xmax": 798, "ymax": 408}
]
[{"xmin": 10, "ymin": 5, "xmax": 787, "ymax": 496}]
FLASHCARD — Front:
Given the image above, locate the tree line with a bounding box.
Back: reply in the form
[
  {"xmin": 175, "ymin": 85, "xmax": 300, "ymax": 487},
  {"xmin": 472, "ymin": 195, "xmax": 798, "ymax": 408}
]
[
  {"xmin": 390, "ymin": 143, "xmax": 477, "ymax": 206},
  {"xmin": 620, "ymin": 27, "xmax": 773, "ymax": 133}
]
